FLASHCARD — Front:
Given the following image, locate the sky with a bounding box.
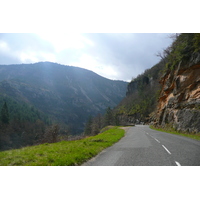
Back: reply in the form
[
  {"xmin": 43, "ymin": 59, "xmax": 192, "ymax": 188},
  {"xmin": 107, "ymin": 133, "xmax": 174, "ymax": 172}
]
[
  {"xmin": 1, "ymin": 1, "xmax": 197, "ymax": 82},
  {"xmin": 0, "ymin": 33, "xmax": 172, "ymax": 81}
]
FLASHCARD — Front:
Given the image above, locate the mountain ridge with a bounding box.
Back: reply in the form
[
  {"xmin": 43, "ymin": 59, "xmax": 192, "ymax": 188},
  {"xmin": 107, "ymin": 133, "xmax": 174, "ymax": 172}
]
[{"xmin": 0, "ymin": 62, "xmax": 127, "ymax": 134}]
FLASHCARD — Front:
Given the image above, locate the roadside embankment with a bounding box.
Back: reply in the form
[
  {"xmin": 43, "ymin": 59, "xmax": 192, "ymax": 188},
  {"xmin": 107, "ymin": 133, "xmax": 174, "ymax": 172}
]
[{"xmin": 0, "ymin": 126, "xmax": 125, "ymax": 166}]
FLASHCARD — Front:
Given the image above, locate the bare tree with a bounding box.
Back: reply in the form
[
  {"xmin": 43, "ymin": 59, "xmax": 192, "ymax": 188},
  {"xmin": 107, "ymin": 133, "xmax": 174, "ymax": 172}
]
[{"xmin": 43, "ymin": 124, "xmax": 60, "ymax": 143}]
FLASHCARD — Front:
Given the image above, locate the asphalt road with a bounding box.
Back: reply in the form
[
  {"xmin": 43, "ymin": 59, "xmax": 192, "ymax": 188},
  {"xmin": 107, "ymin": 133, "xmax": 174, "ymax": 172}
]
[{"xmin": 82, "ymin": 125, "xmax": 200, "ymax": 166}]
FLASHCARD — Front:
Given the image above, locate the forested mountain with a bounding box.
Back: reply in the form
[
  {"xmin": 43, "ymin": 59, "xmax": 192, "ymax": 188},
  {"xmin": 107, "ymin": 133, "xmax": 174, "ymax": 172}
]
[
  {"xmin": 0, "ymin": 62, "xmax": 127, "ymax": 134},
  {"xmin": 0, "ymin": 93, "xmax": 53, "ymax": 150}
]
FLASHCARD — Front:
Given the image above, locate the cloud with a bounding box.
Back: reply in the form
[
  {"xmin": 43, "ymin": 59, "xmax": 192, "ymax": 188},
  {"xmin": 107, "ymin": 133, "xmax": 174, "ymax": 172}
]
[
  {"xmin": 81, "ymin": 33, "xmax": 172, "ymax": 80},
  {"xmin": 0, "ymin": 33, "xmax": 56, "ymax": 64},
  {"xmin": 36, "ymin": 33, "xmax": 91, "ymax": 53},
  {"xmin": 0, "ymin": 33, "xmax": 172, "ymax": 81},
  {"xmin": 0, "ymin": 40, "xmax": 10, "ymax": 52}
]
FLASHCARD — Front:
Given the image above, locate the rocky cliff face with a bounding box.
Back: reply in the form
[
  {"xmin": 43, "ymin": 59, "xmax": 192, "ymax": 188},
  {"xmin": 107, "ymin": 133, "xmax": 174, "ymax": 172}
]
[
  {"xmin": 154, "ymin": 52, "xmax": 200, "ymax": 133},
  {"xmin": 117, "ymin": 34, "xmax": 200, "ymax": 132}
]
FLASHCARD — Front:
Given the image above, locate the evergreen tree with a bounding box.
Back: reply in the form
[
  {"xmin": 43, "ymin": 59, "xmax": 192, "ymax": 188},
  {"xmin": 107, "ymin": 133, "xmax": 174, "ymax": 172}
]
[{"xmin": 1, "ymin": 102, "xmax": 9, "ymax": 124}]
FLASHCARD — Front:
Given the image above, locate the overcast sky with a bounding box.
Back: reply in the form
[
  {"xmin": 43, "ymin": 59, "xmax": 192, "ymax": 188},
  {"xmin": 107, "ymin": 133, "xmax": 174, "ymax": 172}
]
[
  {"xmin": 0, "ymin": 33, "xmax": 173, "ymax": 81},
  {"xmin": 0, "ymin": 1, "xmax": 197, "ymax": 83}
]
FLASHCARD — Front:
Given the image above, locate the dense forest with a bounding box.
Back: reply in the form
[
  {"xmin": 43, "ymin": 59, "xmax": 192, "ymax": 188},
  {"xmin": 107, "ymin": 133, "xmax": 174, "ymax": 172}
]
[
  {"xmin": 0, "ymin": 62, "xmax": 127, "ymax": 135},
  {"xmin": 83, "ymin": 107, "xmax": 120, "ymax": 136},
  {"xmin": 0, "ymin": 62, "xmax": 127, "ymax": 151},
  {"xmin": 0, "ymin": 95, "xmax": 65, "ymax": 151}
]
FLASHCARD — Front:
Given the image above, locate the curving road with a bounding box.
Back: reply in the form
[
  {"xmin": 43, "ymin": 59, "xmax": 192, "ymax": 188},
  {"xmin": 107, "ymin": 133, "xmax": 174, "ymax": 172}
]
[{"xmin": 82, "ymin": 125, "xmax": 200, "ymax": 166}]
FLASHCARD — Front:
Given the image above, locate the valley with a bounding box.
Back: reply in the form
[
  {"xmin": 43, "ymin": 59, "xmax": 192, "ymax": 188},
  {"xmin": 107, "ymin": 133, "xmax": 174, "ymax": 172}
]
[
  {"xmin": 0, "ymin": 62, "xmax": 127, "ymax": 150},
  {"xmin": 0, "ymin": 62, "xmax": 127, "ymax": 134},
  {"xmin": 0, "ymin": 33, "xmax": 199, "ymax": 157}
]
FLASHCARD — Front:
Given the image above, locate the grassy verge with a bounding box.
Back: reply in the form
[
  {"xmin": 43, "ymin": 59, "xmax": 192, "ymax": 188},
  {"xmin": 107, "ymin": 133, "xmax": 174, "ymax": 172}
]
[
  {"xmin": 0, "ymin": 126, "xmax": 125, "ymax": 166},
  {"xmin": 150, "ymin": 125, "xmax": 200, "ymax": 141}
]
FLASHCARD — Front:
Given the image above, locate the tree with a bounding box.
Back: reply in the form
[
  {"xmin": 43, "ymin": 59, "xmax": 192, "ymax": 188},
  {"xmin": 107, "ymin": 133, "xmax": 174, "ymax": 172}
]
[
  {"xmin": 91, "ymin": 114, "xmax": 103, "ymax": 135},
  {"xmin": 1, "ymin": 102, "xmax": 9, "ymax": 124},
  {"xmin": 104, "ymin": 107, "xmax": 113, "ymax": 126},
  {"xmin": 84, "ymin": 116, "xmax": 93, "ymax": 135},
  {"xmin": 114, "ymin": 114, "xmax": 120, "ymax": 126},
  {"xmin": 51, "ymin": 124, "xmax": 59, "ymax": 143},
  {"xmin": 43, "ymin": 124, "xmax": 60, "ymax": 143}
]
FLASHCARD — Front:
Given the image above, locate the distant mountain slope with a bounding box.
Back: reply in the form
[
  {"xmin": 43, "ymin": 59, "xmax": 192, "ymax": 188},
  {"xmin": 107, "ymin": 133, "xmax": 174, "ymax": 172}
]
[{"xmin": 0, "ymin": 62, "xmax": 127, "ymax": 134}]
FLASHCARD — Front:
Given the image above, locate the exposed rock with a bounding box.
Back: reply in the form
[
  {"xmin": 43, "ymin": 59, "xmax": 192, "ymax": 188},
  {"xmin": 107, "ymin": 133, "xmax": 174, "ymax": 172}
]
[
  {"xmin": 117, "ymin": 113, "xmax": 144, "ymax": 125},
  {"xmin": 154, "ymin": 53, "xmax": 200, "ymax": 133},
  {"xmin": 126, "ymin": 80, "xmax": 138, "ymax": 96}
]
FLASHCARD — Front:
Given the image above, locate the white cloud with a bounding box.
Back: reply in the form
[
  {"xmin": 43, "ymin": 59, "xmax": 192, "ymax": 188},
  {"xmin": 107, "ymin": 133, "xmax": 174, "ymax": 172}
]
[
  {"xmin": 39, "ymin": 52, "xmax": 56, "ymax": 63},
  {"xmin": 18, "ymin": 51, "xmax": 57, "ymax": 63},
  {"xmin": 77, "ymin": 54, "xmax": 99, "ymax": 70},
  {"xmin": 97, "ymin": 65, "xmax": 120, "ymax": 80},
  {"xmin": 36, "ymin": 33, "xmax": 94, "ymax": 53},
  {"xmin": 71, "ymin": 53, "xmax": 120, "ymax": 80},
  {"xmin": 0, "ymin": 40, "xmax": 10, "ymax": 52},
  {"xmin": 19, "ymin": 52, "xmax": 39, "ymax": 63},
  {"xmin": 0, "ymin": 33, "xmax": 173, "ymax": 81}
]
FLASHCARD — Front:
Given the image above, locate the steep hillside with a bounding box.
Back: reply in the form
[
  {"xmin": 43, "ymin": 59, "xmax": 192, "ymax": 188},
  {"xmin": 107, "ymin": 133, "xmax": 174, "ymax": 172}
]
[
  {"xmin": 115, "ymin": 60, "xmax": 164, "ymax": 124},
  {"xmin": 115, "ymin": 33, "xmax": 200, "ymax": 135},
  {"xmin": 153, "ymin": 34, "xmax": 200, "ymax": 133},
  {"xmin": 0, "ymin": 94, "xmax": 52, "ymax": 151},
  {"xmin": 0, "ymin": 62, "xmax": 127, "ymax": 134}
]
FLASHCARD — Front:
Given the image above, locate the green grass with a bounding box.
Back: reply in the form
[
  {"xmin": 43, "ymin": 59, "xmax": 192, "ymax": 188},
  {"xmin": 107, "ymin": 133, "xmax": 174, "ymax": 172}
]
[
  {"xmin": 0, "ymin": 126, "xmax": 125, "ymax": 166},
  {"xmin": 150, "ymin": 125, "xmax": 200, "ymax": 141}
]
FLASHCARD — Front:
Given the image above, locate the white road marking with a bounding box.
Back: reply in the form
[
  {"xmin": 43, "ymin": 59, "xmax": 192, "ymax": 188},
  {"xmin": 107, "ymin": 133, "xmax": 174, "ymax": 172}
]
[
  {"xmin": 162, "ymin": 145, "xmax": 171, "ymax": 154},
  {"xmin": 154, "ymin": 138, "xmax": 160, "ymax": 143},
  {"xmin": 175, "ymin": 161, "xmax": 181, "ymax": 166},
  {"xmin": 146, "ymin": 133, "xmax": 160, "ymax": 143},
  {"xmin": 146, "ymin": 132, "xmax": 179, "ymax": 166}
]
